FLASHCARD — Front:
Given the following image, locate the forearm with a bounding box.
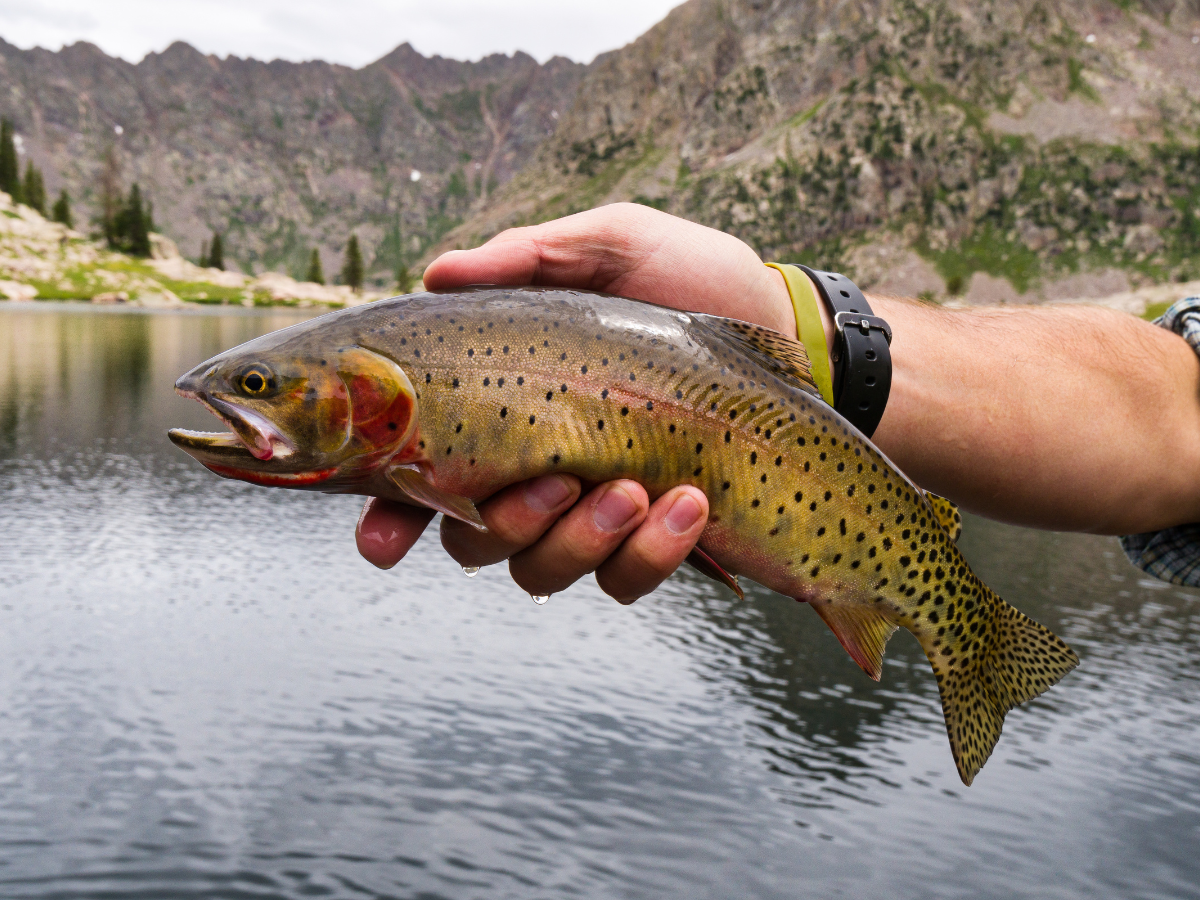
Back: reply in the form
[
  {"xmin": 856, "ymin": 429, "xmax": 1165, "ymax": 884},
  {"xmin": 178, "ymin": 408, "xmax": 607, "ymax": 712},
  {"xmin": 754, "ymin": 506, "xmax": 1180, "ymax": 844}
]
[{"xmin": 843, "ymin": 297, "xmax": 1200, "ymax": 534}]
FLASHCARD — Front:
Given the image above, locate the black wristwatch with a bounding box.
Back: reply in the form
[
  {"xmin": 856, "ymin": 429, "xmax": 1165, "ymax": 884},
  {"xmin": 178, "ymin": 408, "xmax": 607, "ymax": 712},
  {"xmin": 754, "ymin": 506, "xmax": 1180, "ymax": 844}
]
[{"xmin": 796, "ymin": 266, "xmax": 892, "ymax": 438}]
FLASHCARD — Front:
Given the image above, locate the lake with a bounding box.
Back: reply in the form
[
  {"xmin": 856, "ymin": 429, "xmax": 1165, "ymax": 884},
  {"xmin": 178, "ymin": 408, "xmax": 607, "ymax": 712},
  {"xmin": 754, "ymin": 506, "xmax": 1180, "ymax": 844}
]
[{"xmin": 0, "ymin": 303, "xmax": 1196, "ymax": 899}]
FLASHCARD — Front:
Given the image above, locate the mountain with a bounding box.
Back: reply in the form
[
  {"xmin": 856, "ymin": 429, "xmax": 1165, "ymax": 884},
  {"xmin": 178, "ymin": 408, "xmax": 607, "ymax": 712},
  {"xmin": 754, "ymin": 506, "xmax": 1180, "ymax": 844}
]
[
  {"xmin": 446, "ymin": 0, "xmax": 1200, "ymax": 302},
  {"xmin": 1, "ymin": 0, "xmax": 1198, "ymax": 302},
  {"xmin": 0, "ymin": 38, "xmax": 583, "ymax": 283}
]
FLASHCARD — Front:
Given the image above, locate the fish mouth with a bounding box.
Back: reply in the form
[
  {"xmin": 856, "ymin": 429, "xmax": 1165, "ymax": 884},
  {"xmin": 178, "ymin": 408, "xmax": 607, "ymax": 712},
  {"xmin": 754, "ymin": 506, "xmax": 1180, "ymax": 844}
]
[{"xmin": 169, "ymin": 388, "xmax": 294, "ymax": 463}]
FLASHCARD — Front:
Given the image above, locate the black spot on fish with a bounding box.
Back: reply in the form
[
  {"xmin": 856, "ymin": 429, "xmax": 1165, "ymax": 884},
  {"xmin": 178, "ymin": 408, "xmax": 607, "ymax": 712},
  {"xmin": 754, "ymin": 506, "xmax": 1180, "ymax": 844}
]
[
  {"xmin": 752, "ymin": 499, "xmax": 760, "ymax": 507},
  {"xmin": 517, "ymin": 377, "xmax": 524, "ymax": 385},
  {"xmin": 646, "ymin": 401, "xmax": 653, "ymax": 410},
  {"xmin": 626, "ymin": 439, "xmax": 633, "ymax": 449},
  {"xmin": 695, "ymin": 443, "xmax": 703, "ymax": 454},
  {"xmin": 387, "ymin": 422, "xmax": 397, "ymax": 431},
  {"xmin": 452, "ymin": 378, "xmax": 459, "ymax": 388},
  {"xmin": 455, "ymin": 423, "xmax": 463, "ymax": 433},
  {"xmin": 500, "ymin": 408, "xmax": 507, "ymax": 418}
]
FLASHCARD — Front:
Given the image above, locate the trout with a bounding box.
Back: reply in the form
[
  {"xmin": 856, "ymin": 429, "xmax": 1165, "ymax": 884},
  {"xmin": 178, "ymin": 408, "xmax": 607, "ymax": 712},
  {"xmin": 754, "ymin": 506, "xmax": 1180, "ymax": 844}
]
[{"xmin": 169, "ymin": 287, "xmax": 1078, "ymax": 784}]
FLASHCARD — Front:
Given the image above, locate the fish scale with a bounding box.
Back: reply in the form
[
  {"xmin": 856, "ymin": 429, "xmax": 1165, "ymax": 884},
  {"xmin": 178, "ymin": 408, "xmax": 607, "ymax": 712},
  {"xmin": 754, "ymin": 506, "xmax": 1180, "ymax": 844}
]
[{"xmin": 169, "ymin": 286, "xmax": 1079, "ymax": 785}]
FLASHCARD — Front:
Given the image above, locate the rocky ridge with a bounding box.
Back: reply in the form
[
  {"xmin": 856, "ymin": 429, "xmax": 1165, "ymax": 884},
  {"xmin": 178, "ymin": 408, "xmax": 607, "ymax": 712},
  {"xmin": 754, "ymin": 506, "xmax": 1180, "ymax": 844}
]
[
  {"xmin": 0, "ymin": 38, "xmax": 582, "ymax": 281},
  {"xmin": 444, "ymin": 0, "xmax": 1200, "ymax": 303},
  {"xmin": 1, "ymin": 0, "xmax": 1198, "ymax": 305}
]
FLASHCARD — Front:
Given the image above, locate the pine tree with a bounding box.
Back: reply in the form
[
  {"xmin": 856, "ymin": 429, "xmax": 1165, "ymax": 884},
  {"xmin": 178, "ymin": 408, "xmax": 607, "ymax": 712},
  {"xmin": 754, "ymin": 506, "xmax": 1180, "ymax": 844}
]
[
  {"xmin": 209, "ymin": 232, "xmax": 224, "ymax": 270},
  {"xmin": 22, "ymin": 162, "xmax": 46, "ymax": 215},
  {"xmin": 113, "ymin": 183, "xmax": 150, "ymax": 256},
  {"xmin": 199, "ymin": 239, "xmax": 209, "ymax": 267},
  {"xmin": 0, "ymin": 119, "xmax": 20, "ymax": 202},
  {"xmin": 395, "ymin": 262, "xmax": 414, "ymax": 294},
  {"xmin": 100, "ymin": 146, "xmax": 120, "ymax": 248},
  {"xmin": 51, "ymin": 190, "xmax": 72, "ymax": 228},
  {"xmin": 129, "ymin": 184, "xmax": 150, "ymax": 256},
  {"xmin": 306, "ymin": 248, "xmax": 324, "ymax": 284},
  {"xmin": 342, "ymin": 233, "xmax": 363, "ymax": 292}
]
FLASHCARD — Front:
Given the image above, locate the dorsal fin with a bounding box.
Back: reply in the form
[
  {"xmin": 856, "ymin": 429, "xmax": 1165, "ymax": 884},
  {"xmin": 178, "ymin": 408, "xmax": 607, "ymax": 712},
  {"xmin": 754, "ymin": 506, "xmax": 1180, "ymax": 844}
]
[
  {"xmin": 924, "ymin": 491, "xmax": 963, "ymax": 542},
  {"xmin": 694, "ymin": 314, "xmax": 821, "ymax": 398}
]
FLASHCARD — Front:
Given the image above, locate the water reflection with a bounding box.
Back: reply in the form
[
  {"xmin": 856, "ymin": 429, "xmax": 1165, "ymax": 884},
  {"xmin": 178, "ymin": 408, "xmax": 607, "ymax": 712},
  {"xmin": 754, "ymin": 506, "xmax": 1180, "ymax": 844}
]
[{"xmin": 0, "ymin": 304, "xmax": 1197, "ymax": 899}]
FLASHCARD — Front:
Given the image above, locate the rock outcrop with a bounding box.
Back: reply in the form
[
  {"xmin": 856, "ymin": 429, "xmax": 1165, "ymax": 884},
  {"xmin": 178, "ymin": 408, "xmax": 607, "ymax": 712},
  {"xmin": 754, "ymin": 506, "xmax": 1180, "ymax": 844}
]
[{"xmin": 1, "ymin": 0, "xmax": 1198, "ymax": 302}]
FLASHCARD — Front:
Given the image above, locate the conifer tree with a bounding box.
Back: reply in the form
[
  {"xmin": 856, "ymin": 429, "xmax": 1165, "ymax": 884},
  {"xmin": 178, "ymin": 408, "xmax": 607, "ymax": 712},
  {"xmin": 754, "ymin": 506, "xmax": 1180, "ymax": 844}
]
[
  {"xmin": 51, "ymin": 189, "xmax": 72, "ymax": 228},
  {"xmin": 199, "ymin": 239, "xmax": 209, "ymax": 267},
  {"xmin": 0, "ymin": 119, "xmax": 20, "ymax": 202},
  {"xmin": 114, "ymin": 183, "xmax": 150, "ymax": 256},
  {"xmin": 306, "ymin": 248, "xmax": 324, "ymax": 284},
  {"xmin": 22, "ymin": 162, "xmax": 46, "ymax": 216},
  {"xmin": 100, "ymin": 146, "xmax": 120, "ymax": 247},
  {"xmin": 342, "ymin": 234, "xmax": 363, "ymax": 292},
  {"xmin": 395, "ymin": 262, "xmax": 414, "ymax": 294},
  {"xmin": 208, "ymin": 232, "xmax": 224, "ymax": 270}
]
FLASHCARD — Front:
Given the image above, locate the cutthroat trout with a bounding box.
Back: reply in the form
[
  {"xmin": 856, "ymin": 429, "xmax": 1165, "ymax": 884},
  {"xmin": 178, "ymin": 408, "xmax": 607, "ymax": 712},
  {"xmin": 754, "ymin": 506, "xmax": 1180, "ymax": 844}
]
[{"xmin": 169, "ymin": 286, "xmax": 1078, "ymax": 784}]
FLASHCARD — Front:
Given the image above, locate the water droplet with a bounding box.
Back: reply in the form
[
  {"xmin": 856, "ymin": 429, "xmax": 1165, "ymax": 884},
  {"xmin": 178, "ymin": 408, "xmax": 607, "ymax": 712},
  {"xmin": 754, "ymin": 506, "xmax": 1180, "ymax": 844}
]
[
  {"xmin": 531, "ymin": 594, "xmax": 550, "ymax": 606},
  {"xmin": 462, "ymin": 566, "xmax": 480, "ymax": 577}
]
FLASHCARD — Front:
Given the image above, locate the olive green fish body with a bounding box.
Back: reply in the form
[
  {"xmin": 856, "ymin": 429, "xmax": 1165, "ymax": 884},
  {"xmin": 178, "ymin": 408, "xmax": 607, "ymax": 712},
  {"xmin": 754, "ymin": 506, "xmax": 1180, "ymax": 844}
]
[{"xmin": 170, "ymin": 287, "xmax": 1078, "ymax": 785}]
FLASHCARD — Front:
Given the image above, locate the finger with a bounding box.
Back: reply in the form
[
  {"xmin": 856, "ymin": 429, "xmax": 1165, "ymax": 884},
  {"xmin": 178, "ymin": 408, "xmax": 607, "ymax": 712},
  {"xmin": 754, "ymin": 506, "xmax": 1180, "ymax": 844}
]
[
  {"xmin": 356, "ymin": 498, "xmax": 437, "ymax": 569},
  {"xmin": 507, "ymin": 480, "xmax": 650, "ymax": 597},
  {"xmin": 595, "ymin": 486, "xmax": 709, "ymax": 604},
  {"xmin": 440, "ymin": 474, "xmax": 580, "ymax": 568},
  {"xmin": 421, "ymin": 204, "xmax": 795, "ymax": 336}
]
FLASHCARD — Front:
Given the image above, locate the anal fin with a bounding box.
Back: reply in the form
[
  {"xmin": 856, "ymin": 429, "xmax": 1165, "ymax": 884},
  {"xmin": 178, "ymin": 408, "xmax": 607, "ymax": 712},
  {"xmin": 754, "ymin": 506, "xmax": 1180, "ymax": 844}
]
[
  {"xmin": 810, "ymin": 600, "xmax": 898, "ymax": 681},
  {"xmin": 685, "ymin": 547, "xmax": 743, "ymax": 599},
  {"xmin": 386, "ymin": 465, "xmax": 487, "ymax": 532}
]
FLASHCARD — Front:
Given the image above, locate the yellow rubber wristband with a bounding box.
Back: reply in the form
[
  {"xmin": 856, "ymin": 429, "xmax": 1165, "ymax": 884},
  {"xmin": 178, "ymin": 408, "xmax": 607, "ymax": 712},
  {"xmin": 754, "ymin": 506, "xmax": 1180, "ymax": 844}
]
[{"xmin": 765, "ymin": 262, "xmax": 834, "ymax": 406}]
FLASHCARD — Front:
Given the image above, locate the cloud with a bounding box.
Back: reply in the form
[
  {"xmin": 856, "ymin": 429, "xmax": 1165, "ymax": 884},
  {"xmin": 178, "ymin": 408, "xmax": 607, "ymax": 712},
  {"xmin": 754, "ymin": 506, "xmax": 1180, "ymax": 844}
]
[{"xmin": 0, "ymin": 0, "xmax": 685, "ymax": 65}]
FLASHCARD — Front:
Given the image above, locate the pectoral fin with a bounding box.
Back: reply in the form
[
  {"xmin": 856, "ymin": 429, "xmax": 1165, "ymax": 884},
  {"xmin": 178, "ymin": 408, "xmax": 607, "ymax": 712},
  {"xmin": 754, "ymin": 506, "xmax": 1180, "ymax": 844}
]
[
  {"xmin": 685, "ymin": 547, "xmax": 744, "ymax": 600},
  {"xmin": 810, "ymin": 600, "xmax": 898, "ymax": 681},
  {"xmin": 386, "ymin": 464, "xmax": 488, "ymax": 532}
]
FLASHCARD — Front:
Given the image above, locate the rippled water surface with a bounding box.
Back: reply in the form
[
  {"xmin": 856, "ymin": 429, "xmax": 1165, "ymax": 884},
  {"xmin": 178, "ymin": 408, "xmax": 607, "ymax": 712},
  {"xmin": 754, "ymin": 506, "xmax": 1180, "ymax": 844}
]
[{"xmin": 0, "ymin": 304, "xmax": 1197, "ymax": 899}]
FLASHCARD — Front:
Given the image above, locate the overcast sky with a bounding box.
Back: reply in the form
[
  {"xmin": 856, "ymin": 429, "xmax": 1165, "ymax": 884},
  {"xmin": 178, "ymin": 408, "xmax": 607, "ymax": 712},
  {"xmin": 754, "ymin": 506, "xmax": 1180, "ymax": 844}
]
[{"xmin": 0, "ymin": 0, "xmax": 685, "ymax": 66}]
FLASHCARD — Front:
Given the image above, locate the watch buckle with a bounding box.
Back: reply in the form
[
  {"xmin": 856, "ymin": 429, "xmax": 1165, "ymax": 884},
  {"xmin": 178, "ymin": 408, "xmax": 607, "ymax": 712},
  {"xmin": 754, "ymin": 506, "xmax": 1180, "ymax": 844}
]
[{"xmin": 833, "ymin": 311, "xmax": 893, "ymax": 345}]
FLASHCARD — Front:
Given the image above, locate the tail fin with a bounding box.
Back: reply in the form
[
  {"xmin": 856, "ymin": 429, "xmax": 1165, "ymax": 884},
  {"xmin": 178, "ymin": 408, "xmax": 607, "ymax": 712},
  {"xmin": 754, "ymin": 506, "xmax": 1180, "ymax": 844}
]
[{"xmin": 928, "ymin": 591, "xmax": 1078, "ymax": 785}]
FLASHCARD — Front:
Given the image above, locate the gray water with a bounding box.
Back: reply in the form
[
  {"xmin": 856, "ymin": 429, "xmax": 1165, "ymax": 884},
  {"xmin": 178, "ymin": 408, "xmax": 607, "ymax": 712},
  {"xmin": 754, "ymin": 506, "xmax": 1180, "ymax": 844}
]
[{"xmin": 0, "ymin": 304, "xmax": 1196, "ymax": 900}]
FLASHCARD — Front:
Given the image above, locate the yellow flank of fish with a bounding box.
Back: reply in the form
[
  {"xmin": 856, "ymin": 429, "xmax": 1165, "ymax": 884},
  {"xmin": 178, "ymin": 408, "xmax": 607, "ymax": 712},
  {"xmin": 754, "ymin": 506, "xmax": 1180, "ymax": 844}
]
[{"xmin": 169, "ymin": 286, "xmax": 1079, "ymax": 785}]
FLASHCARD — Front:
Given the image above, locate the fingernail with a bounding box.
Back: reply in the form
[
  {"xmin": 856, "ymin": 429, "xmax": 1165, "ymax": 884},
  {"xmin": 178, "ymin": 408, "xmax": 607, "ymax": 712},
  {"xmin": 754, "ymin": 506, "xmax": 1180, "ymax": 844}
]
[
  {"xmin": 594, "ymin": 485, "xmax": 638, "ymax": 533},
  {"xmin": 524, "ymin": 475, "xmax": 573, "ymax": 513},
  {"xmin": 665, "ymin": 493, "xmax": 704, "ymax": 535}
]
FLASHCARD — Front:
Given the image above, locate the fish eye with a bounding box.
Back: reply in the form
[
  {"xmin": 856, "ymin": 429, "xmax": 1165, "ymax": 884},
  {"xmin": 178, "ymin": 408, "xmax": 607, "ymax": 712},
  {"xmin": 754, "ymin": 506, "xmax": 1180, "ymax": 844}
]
[{"xmin": 238, "ymin": 366, "xmax": 274, "ymax": 396}]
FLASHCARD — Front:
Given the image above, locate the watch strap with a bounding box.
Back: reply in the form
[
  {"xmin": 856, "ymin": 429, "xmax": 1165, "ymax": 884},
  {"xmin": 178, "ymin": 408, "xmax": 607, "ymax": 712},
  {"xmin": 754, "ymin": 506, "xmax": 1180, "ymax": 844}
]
[
  {"xmin": 765, "ymin": 262, "xmax": 834, "ymax": 406},
  {"xmin": 796, "ymin": 266, "xmax": 892, "ymax": 438}
]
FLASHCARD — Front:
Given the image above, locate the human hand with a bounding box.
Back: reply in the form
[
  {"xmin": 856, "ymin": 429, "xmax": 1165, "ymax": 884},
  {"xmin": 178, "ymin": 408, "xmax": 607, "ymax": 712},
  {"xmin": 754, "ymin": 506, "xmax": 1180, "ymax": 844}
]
[{"xmin": 356, "ymin": 203, "xmax": 796, "ymax": 601}]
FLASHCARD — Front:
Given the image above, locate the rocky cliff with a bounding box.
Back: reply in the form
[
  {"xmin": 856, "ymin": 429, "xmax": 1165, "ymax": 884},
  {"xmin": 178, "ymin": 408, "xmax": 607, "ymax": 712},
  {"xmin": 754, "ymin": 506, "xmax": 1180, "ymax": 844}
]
[
  {"xmin": 2, "ymin": 0, "xmax": 1198, "ymax": 302},
  {"xmin": 0, "ymin": 38, "xmax": 583, "ymax": 282},
  {"xmin": 447, "ymin": 0, "xmax": 1200, "ymax": 302}
]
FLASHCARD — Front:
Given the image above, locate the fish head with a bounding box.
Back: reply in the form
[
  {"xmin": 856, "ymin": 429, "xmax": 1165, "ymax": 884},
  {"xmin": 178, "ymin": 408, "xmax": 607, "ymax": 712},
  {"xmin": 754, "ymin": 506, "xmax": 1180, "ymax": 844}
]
[{"xmin": 169, "ymin": 334, "xmax": 418, "ymax": 489}]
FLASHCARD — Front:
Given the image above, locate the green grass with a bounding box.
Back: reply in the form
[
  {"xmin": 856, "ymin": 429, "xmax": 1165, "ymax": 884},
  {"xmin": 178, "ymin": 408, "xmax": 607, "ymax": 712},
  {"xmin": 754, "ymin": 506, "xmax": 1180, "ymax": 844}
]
[
  {"xmin": 1144, "ymin": 300, "xmax": 1173, "ymax": 321},
  {"xmin": 918, "ymin": 224, "xmax": 1043, "ymax": 294}
]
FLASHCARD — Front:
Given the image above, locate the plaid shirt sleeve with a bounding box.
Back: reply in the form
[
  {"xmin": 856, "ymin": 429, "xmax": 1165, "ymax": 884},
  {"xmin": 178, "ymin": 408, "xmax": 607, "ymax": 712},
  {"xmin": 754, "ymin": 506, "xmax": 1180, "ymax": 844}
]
[{"xmin": 1119, "ymin": 296, "xmax": 1200, "ymax": 586}]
